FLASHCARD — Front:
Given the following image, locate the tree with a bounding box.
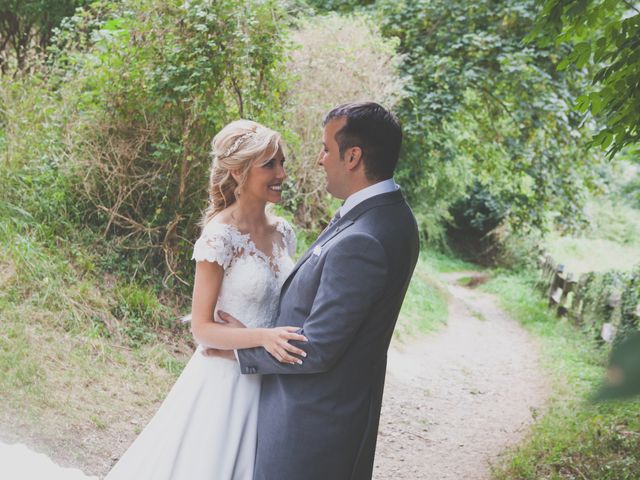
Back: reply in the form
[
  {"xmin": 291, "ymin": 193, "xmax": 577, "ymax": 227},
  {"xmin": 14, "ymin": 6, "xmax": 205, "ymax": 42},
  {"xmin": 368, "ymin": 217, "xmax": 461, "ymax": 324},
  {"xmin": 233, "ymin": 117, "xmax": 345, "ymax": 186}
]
[
  {"xmin": 377, "ymin": 0, "xmax": 604, "ymax": 240},
  {"xmin": 0, "ymin": 0, "xmax": 87, "ymax": 73},
  {"xmin": 528, "ymin": 0, "xmax": 640, "ymax": 158}
]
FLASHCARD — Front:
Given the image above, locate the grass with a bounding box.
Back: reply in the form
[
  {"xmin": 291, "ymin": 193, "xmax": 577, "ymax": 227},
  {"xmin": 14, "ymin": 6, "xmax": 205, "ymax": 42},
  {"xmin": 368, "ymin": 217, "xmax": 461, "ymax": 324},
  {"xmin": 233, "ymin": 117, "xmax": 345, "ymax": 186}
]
[
  {"xmin": 395, "ymin": 253, "xmax": 448, "ymax": 340},
  {"xmin": 0, "ymin": 219, "xmax": 192, "ymax": 473},
  {"xmin": 483, "ymin": 270, "xmax": 640, "ymax": 480},
  {"xmin": 422, "ymin": 249, "xmax": 479, "ymax": 274}
]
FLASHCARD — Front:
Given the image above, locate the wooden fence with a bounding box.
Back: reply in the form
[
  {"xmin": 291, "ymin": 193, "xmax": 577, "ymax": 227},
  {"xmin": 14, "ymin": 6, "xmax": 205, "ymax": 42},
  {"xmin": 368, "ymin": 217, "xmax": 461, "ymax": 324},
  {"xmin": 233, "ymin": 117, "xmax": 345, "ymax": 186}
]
[{"xmin": 537, "ymin": 253, "xmax": 640, "ymax": 343}]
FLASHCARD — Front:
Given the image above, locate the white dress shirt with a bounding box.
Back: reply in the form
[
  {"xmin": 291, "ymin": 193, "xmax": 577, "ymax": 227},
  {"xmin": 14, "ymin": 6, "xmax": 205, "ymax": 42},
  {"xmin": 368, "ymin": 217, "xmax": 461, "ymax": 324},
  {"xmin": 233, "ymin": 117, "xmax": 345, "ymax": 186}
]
[{"xmin": 339, "ymin": 178, "xmax": 400, "ymax": 217}]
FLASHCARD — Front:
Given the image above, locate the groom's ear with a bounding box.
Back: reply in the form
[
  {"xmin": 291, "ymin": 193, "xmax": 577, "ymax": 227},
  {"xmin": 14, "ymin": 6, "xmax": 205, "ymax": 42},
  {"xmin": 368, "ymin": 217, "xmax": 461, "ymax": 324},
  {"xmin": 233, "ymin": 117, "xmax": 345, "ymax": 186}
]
[{"xmin": 345, "ymin": 146, "xmax": 363, "ymax": 171}]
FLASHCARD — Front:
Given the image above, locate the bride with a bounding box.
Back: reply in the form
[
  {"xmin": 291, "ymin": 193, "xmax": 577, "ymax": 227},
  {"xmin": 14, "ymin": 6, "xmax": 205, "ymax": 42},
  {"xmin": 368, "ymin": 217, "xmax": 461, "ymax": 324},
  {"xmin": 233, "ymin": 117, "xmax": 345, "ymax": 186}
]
[{"xmin": 105, "ymin": 120, "xmax": 307, "ymax": 480}]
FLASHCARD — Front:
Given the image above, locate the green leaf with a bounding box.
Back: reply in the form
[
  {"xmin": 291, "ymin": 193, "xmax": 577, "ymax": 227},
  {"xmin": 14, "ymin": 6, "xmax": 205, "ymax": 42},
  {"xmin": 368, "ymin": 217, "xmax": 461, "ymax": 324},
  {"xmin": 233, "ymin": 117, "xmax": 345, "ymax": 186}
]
[
  {"xmin": 592, "ymin": 332, "xmax": 640, "ymax": 402},
  {"xmin": 574, "ymin": 41, "xmax": 592, "ymax": 69},
  {"xmin": 575, "ymin": 94, "xmax": 590, "ymax": 113},
  {"xmin": 557, "ymin": 56, "xmax": 573, "ymax": 71},
  {"xmin": 590, "ymin": 92, "xmax": 603, "ymax": 115}
]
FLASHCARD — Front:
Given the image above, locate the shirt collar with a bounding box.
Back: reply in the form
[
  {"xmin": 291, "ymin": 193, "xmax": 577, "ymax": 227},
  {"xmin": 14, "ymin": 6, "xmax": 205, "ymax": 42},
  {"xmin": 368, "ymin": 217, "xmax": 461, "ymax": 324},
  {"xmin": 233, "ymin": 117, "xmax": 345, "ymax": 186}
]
[{"xmin": 339, "ymin": 178, "xmax": 399, "ymax": 217}]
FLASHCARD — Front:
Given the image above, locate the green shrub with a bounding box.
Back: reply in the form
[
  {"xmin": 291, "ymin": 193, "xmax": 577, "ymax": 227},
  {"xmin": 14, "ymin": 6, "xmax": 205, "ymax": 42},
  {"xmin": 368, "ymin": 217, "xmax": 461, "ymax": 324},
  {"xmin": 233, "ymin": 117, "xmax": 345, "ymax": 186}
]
[
  {"xmin": 585, "ymin": 199, "xmax": 640, "ymax": 246},
  {"xmin": 0, "ymin": 75, "xmax": 87, "ymax": 241},
  {"xmin": 619, "ymin": 267, "xmax": 640, "ymax": 336},
  {"xmin": 46, "ymin": 0, "xmax": 291, "ymax": 288},
  {"xmin": 621, "ymin": 176, "xmax": 640, "ymax": 209},
  {"xmin": 577, "ymin": 271, "xmax": 626, "ymax": 341},
  {"xmin": 447, "ymin": 183, "xmax": 507, "ymax": 263}
]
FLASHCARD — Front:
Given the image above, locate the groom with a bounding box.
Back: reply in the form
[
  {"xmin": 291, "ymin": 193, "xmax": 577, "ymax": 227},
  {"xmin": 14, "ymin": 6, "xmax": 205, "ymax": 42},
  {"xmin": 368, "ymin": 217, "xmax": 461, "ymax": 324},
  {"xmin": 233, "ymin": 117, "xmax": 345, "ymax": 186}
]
[{"xmin": 226, "ymin": 102, "xmax": 418, "ymax": 479}]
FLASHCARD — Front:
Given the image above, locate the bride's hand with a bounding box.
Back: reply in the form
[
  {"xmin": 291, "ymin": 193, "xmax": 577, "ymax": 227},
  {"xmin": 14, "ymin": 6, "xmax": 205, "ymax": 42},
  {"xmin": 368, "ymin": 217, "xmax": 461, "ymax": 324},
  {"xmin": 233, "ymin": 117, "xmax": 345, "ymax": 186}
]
[{"xmin": 261, "ymin": 327, "xmax": 308, "ymax": 365}]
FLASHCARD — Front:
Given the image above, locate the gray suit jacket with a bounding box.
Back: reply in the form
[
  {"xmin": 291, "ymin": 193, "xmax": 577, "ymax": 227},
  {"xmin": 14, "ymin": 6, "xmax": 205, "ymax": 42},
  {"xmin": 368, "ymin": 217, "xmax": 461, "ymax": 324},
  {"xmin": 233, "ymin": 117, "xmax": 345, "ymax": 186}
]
[{"xmin": 237, "ymin": 189, "xmax": 419, "ymax": 480}]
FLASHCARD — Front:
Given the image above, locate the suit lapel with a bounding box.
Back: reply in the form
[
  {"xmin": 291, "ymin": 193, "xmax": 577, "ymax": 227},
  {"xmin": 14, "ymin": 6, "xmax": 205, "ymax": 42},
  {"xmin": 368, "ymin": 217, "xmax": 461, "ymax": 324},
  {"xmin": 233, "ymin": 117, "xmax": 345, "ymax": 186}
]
[
  {"xmin": 280, "ymin": 189, "xmax": 406, "ymax": 294},
  {"xmin": 281, "ymin": 219, "xmax": 355, "ymax": 293}
]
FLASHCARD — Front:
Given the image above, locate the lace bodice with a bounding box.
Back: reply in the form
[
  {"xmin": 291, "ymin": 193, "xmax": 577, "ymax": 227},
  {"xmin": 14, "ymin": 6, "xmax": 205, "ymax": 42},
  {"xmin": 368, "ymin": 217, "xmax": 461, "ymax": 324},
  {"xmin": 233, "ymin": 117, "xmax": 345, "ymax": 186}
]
[{"xmin": 192, "ymin": 218, "xmax": 296, "ymax": 329}]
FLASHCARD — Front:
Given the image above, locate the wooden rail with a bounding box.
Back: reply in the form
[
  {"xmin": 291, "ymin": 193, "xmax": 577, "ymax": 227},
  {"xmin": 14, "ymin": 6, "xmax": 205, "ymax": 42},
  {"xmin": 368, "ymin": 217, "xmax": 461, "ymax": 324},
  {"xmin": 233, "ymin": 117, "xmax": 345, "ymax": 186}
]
[{"xmin": 536, "ymin": 253, "xmax": 639, "ymax": 343}]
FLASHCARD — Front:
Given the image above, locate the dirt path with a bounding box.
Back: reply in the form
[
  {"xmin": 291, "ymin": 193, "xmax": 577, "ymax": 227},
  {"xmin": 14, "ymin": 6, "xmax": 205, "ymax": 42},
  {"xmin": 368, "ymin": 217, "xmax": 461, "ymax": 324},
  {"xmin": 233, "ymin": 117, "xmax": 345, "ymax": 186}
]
[{"xmin": 373, "ymin": 272, "xmax": 549, "ymax": 479}]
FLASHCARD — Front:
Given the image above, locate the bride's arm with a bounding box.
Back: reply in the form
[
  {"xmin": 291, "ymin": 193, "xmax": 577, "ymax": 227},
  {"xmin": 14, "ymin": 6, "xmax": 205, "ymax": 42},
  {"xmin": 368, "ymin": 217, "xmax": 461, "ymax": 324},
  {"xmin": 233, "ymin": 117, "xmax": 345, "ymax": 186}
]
[{"xmin": 189, "ymin": 260, "xmax": 307, "ymax": 360}]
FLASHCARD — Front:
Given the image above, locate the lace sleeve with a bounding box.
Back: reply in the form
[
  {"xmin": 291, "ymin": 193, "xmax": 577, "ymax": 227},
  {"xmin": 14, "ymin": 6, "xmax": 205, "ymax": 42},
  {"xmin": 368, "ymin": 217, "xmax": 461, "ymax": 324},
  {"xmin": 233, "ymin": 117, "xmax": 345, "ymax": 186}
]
[
  {"xmin": 191, "ymin": 223, "xmax": 234, "ymax": 269},
  {"xmin": 277, "ymin": 218, "xmax": 297, "ymax": 258}
]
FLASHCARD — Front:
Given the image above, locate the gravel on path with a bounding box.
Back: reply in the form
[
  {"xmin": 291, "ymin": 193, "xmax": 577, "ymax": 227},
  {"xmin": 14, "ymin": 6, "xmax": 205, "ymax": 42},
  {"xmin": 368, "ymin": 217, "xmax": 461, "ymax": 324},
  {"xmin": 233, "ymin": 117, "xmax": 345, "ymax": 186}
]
[{"xmin": 373, "ymin": 272, "xmax": 549, "ymax": 480}]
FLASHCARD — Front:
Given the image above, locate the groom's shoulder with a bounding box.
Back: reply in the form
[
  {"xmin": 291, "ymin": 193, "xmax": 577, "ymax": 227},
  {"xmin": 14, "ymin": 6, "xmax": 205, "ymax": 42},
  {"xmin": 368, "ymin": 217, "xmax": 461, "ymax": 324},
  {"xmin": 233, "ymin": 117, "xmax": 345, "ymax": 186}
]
[
  {"xmin": 351, "ymin": 199, "xmax": 418, "ymax": 248},
  {"xmin": 358, "ymin": 195, "xmax": 416, "ymax": 228}
]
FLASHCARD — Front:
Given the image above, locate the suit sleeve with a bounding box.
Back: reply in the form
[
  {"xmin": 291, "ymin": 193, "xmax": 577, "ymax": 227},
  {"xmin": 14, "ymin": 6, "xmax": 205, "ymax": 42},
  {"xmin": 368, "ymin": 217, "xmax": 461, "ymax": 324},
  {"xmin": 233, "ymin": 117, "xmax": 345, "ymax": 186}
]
[{"xmin": 237, "ymin": 233, "xmax": 388, "ymax": 375}]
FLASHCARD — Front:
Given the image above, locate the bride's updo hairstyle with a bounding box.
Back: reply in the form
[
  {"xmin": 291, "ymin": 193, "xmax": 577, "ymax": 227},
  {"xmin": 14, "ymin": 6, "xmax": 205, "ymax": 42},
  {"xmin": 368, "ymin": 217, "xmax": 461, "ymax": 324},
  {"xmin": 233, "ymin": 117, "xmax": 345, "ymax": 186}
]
[{"xmin": 203, "ymin": 119, "xmax": 281, "ymax": 224}]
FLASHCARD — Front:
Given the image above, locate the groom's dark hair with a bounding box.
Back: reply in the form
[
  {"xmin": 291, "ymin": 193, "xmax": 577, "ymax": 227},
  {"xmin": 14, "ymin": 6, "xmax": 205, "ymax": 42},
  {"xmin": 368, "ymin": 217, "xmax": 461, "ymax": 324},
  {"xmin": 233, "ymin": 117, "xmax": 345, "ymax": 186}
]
[{"xmin": 323, "ymin": 102, "xmax": 402, "ymax": 181}]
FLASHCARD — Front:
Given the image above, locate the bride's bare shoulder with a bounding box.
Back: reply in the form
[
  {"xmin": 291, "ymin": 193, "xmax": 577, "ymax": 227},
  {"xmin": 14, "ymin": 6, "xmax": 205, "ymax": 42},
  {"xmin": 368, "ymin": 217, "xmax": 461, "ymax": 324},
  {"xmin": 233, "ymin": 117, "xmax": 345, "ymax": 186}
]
[
  {"xmin": 213, "ymin": 208, "xmax": 235, "ymax": 224},
  {"xmin": 202, "ymin": 208, "xmax": 238, "ymax": 230}
]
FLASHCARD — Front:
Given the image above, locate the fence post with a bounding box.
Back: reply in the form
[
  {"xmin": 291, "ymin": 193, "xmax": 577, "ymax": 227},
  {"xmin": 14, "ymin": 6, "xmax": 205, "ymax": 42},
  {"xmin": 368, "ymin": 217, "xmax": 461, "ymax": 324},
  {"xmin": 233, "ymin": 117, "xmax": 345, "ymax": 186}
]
[
  {"xmin": 557, "ymin": 273, "xmax": 577, "ymax": 317},
  {"xmin": 548, "ymin": 264, "xmax": 565, "ymax": 310}
]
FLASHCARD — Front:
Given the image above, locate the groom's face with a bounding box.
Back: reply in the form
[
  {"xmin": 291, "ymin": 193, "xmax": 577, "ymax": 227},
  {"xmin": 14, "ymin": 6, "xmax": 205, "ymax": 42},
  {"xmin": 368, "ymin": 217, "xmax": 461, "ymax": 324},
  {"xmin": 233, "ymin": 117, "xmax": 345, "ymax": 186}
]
[{"xmin": 319, "ymin": 118, "xmax": 348, "ymax": 199}]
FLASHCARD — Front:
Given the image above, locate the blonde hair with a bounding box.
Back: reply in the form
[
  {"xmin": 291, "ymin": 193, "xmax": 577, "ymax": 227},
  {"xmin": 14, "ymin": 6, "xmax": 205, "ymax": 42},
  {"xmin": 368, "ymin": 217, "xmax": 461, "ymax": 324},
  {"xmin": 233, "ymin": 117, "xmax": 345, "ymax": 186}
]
[{"xmin": 202, "ymin": 119, "xmax": 281, "ymax": 224}]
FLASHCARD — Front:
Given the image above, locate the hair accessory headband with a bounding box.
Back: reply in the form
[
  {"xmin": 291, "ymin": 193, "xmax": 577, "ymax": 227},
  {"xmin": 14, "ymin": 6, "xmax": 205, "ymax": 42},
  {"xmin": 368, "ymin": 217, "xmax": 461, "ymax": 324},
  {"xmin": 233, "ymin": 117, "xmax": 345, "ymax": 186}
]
[{"xmin": 223, "ymin": 132, "xmax": 254, "ymax": 158}]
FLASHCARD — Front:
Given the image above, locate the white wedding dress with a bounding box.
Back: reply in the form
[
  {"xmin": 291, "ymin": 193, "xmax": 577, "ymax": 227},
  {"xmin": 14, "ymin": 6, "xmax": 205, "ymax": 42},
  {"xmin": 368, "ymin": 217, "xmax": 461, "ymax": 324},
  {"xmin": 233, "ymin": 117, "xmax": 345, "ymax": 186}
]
[{"xmin": 105, "ymin": 218, "xmax": 295, "ymax": 480}]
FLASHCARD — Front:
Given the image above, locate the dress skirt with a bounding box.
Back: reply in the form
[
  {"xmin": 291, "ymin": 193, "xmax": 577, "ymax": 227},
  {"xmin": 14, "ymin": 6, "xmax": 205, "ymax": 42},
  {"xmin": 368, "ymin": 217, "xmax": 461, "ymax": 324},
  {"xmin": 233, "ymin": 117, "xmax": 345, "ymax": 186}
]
[{"xmin": 105, "ymin": 347, "xmax": 261, "ymax": 480}]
